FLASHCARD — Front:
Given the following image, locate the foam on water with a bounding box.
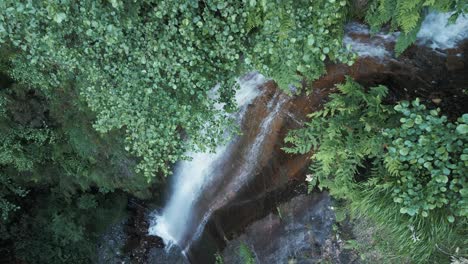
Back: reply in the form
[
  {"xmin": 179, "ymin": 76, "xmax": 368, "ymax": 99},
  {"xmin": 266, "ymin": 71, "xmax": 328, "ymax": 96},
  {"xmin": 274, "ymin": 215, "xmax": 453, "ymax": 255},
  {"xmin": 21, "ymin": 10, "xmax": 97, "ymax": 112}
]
[
  {"xmin": 343, "ymin": 12, "xmax": 468, "ymax": 60},
  {"xmin": 417, "ymin": 12, "xmax": 468, "ymax": 50},
  {"xmin": 343, "ymin": 22, "xmax": 398, "ymax": 59},
  {"xmin": 343, "ymin": 35, "xmax": 390, "ymax": 58}
]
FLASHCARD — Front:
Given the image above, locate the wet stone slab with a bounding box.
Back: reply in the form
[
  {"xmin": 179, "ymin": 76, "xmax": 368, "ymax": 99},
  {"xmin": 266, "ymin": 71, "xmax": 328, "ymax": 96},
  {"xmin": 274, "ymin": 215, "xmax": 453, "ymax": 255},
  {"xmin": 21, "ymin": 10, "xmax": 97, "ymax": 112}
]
[{"xmin": 222, "ymin": 192, "xmax": 353, "ymax": 264}]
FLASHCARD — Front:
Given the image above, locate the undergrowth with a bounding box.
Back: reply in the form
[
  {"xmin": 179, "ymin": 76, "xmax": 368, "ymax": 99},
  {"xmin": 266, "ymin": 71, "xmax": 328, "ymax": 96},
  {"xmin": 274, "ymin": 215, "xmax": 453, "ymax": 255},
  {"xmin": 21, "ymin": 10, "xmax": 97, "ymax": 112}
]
[
  {"xmin": 284, "ymin": 79, "xmax": 467, "ymax": 263},
  {"xmin": 349, "ymin": 188, "xmax": 466, "ymax": 263}
]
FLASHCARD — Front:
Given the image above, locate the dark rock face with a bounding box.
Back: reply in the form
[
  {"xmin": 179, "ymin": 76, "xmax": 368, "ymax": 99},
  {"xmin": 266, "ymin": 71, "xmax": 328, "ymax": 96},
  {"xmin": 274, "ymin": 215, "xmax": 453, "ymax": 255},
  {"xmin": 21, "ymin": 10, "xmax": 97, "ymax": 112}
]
[
  {"xmin": 184, "ymin": 80, "xmax": 332, "ymax": 263},
  {"xmin": 121, "ymin": 199, "xmax": 165, "ymax": 262},
  {"xmin": 321, "ymin": 26, "xmax": 468, "ymax": 117},
  {"xmin": 222, "ymin": 193, "xmax": 354, "ymax": 264}
]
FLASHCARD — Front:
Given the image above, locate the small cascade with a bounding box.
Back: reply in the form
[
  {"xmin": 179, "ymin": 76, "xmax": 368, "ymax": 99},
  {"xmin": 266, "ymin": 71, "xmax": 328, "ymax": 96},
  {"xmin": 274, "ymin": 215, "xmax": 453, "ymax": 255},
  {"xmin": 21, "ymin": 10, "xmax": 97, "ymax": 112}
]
[
  {"xmin": 417, "ymin": 12, "xmax": 468, "ymax": 50},
  {"xmin": 148, "ymin": 73, "xmax": 290, "ymax": 257},
  {"xmin": 343, "ymin": 12, "xmax": 468, "ymax": 61},
  {"xmin": 343, "ymin": 22, "xmax": 398, "ymax": 59}
]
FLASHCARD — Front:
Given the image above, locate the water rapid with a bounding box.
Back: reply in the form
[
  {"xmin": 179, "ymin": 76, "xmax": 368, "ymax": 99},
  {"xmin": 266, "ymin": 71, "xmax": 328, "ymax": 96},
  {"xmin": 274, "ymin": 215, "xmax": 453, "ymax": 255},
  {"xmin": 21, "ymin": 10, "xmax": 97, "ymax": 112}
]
[
  {"xmin": 344, "ymin": 12, "xmax": 468, "ymax": 60},
  {"xmin": 148, "ymin": 73, "xmax": 287, "ymax": 255}
]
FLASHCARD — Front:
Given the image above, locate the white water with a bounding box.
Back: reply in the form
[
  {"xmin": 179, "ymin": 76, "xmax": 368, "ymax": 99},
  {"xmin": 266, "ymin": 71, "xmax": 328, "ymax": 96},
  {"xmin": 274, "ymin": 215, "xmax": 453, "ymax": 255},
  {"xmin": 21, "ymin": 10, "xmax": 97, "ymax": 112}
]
[
  {"xmin": 344, "ymin": 12, "xmax": 468, "ymax": 60},
  {"xmin": 148, "ymin": 73, "xmax": 265, "ymax": 249},
  {"xmin": 417, "ymin": 12, "xmax": 468, "ymax": 50},
  {"xmin": 184, "ymin": 93, "xmax": 288, "ymax": 252},
  {"xmin": 343, "ymin": 22, "xmax": 398, "ymax": 59},
  {"xmin": 343, "ymin": 35, "xmax": 391, "ymax": 58}
]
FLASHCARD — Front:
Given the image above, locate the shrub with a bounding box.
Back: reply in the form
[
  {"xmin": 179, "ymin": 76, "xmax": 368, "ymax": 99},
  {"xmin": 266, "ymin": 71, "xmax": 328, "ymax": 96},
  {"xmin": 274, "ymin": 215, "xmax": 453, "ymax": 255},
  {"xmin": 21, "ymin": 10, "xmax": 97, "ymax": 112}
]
[
  {"xmin": 0, "ymin": 0, "xmax": 353, "ymax": 178},
  {"xmin": 284, "ymin": 78, "xmax": 396, "ymax": 197},
  {"xmin": 349, "ymin": 188, "xmax": 466, "ymax": 263},
  {"xmin": 383, "ymin": 100, "xmax": 467, "ymax": 221},
  {"xmin": 239, "ymin": 242, "xmax": 256, "ymax": 264}
]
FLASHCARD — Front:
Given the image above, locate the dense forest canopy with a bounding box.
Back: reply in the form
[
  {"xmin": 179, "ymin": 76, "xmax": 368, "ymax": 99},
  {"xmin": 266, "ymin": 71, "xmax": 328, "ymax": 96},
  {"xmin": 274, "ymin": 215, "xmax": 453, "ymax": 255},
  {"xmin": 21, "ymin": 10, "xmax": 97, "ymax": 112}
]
[
  {"xmin": 0, "ymin": 0, "xmax": 466, "ymax": 263},
  {"xmin": 0, "ymin": 0, "xmax": 353, "ymax": 179}
]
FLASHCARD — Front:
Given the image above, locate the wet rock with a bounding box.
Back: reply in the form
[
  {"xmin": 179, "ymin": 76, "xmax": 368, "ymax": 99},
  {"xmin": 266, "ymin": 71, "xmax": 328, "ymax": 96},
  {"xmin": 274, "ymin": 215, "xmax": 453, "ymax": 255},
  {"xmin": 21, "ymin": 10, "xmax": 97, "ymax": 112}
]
[
  {"xmin": 147, "ymin": 247, "xmax": 186, "ymax": 264},
  {"xmin": 183, "ymin": 30, "xmax": 468, "ymax": 262},
  {"xmin": 185, "ymin": 81, "xmax": 330, "ymax": 262},
  {"xmin": 222, "ymin": 193, "xmax": 355, "ymax": 264},
  {"xmin": 122, "ymin": 199, "xmax": 164, "ymax": 263},
  {"xmin": 96, "ymin": 219, "xmax": 130, "ymax": 264},
  {"xmin": 327, "ymin": 23, "xmax": 468, "ymax": 117}
]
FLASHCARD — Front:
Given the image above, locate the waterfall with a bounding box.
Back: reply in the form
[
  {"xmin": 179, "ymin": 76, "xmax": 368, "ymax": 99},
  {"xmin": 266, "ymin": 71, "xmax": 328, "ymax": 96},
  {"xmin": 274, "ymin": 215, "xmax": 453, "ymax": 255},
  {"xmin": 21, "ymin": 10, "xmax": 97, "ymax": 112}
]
[
  {"xmin": 148, "ymin": 73, "xmax": 284, "ymax": 252},
  {"xmin": 185, "ymin": 93, "xmax": 288, "ymax": 252}
]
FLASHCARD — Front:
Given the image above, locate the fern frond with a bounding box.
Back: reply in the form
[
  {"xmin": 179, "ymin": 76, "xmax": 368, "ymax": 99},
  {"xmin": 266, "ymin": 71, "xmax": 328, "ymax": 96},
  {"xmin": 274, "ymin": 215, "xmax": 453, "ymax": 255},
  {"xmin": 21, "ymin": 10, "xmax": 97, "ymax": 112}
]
[
  {"xmin": 395, "ymin": 27, "xmax": 419, "ymax": 55},
  {"xmin": 384, "ymin": 156, "xmax": 401, "ymax": 176}
]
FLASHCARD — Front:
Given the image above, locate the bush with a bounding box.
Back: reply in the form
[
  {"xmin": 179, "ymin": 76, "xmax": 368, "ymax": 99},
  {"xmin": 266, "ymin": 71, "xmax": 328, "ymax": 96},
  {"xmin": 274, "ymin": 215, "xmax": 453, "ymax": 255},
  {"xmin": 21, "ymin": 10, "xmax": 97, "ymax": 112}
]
[
  {"xmin": 383, "ymin": 100, "xmax": 467, "ymax": 221},
  {"xmin": 284, "ymin": 78, "xmax": 396, "ymax": 197},
  {"xmin": 0, "ymin": 0, "xmax": 353, "ymax": 178},
  {"xmin": 349, "ymin": 188, "xmax": 466, "ymax": 263}
]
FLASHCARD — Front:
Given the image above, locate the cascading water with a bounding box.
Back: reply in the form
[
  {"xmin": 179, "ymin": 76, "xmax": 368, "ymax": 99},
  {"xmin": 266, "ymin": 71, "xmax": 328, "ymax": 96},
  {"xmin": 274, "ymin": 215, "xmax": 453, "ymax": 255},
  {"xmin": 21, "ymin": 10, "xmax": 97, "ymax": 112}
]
[
  {"xmin": 343, "ymin": 22, "xmax": 399, "ymax": 59},
  {"xmin": 417, "ymin": 12, "xmax": 468, "ymax": 50},
  {"xmin": 148, "ymin": 73, "xmax": 285, "ymax": 255},
  {"xmin": 343, "ymin": 12, "xmax": 468, "ymax": 60},
  {"xmin": 185, "ymin": 93, "xmax": 288, "ymax": 251}
]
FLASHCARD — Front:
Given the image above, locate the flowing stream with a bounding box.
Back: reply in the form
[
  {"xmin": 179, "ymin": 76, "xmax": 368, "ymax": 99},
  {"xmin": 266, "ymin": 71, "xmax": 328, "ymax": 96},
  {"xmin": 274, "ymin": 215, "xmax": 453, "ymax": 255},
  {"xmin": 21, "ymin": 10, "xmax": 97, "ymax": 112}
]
[{"xmin": 148, "ymin": 73, "xmax": 288, "ymax": 258}]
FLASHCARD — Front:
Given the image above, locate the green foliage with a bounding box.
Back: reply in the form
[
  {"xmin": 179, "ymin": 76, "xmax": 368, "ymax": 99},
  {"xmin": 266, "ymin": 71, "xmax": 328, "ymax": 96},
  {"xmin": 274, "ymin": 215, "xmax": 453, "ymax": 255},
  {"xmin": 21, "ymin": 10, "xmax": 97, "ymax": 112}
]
[
  {"xmin": 239, "ymin": 242, "xmax": 256, "ymax": 264},
  {"xmin": 0, "ymin": 83, "xmax": 149, "ymax": 196},
  {"xmin": 0, "ymin": 175, "xmax": 27, "ymax": 220},
  {"xmin": 383, "ymin": 100, "xmax": 467, "ymax": 220},
  {"xmin": 0, "ymin": 0, "xmax": 353, "ymax": 179},
  {"xmin": 284, "ymin": 78, "xmax": 395, "ymax": 198},
  {"xmin": 214, "ymin": 252, "xmax": 224, "ymax": 264},
  {"xmin": 0, "ymin": 68, "xmax": 145, "ymax": 262},
  {"xmin": 244, "ymin": 0, "xmax": 355, "ymax": 89},
  {"xmin": 365, "ymin": 0, "xmax": 466, "ymax": 54},
  {"xmin": 284, "ymin": 79, "xmax": 467, "ymax": 262},
  {"xmin": 285, "ymin": 79, "xmax": 467, "ymax": 219},
  {"xmin": 0, "ymin": 126, "xmax": 52, "ymax": 172},
  {"xmin": 9, "ymin": 191, "xmax": 128, "ymax": 264},
  {"xmin": 348, "ymin": 189, "xmax": 466, "ymax": 264}
]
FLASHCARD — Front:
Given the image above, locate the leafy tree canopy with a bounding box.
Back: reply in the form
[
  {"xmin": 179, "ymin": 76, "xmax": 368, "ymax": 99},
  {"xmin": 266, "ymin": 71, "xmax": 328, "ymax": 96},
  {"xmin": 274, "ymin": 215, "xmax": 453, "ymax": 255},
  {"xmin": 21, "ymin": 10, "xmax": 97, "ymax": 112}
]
[{"xmin": 0, "ymin": 0, "xmax": 352, "ymax": 179}]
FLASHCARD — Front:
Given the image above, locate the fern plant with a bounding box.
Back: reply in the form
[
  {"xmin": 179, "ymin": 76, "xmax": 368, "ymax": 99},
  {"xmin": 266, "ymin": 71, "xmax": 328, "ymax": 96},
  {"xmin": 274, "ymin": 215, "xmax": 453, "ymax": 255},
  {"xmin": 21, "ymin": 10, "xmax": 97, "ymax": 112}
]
[
  {"xmin": 284, "ymin": 78, "xmax": 396, "ymax": 197},
  {"xmin": 284, "ymin": 80, "xmax": 467, "ymax": 262},
  {"xmin": 285, "ymin": 78, "xmax": 467, "ymax": 222}
]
